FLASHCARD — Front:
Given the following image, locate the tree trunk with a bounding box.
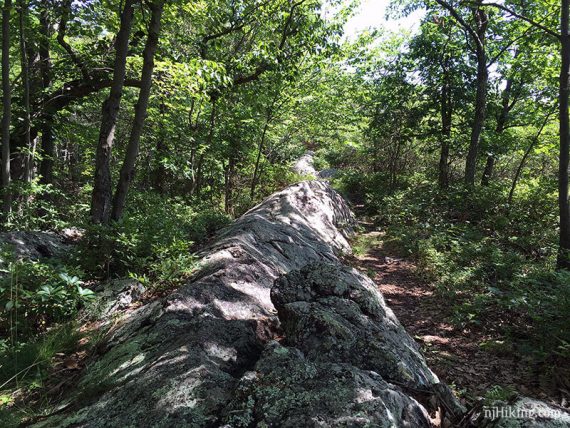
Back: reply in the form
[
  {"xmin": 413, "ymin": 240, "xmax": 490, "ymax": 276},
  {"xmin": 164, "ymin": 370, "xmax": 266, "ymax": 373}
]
[
  {"xmin": 224, "ymin": 152, "xmax": 235, "ymax": 216},
  {"xmin": 438, "ymin": 79, "xmax": 452, "ymax": 189},
  {"xmin": 482, "ymin": 67, "xmax": 517, "ymax": 186},
  {"xmin": 250, "ymin": 118, "xmax": 270, "ymax": 199},
  {"xmin": 111, "ymin": 1, "xmax": 163, "ymax": 221},
  {"xmin": 195, "ymin": 98, "xmax": 217, "ymax": 198},
  {"xmin": 464, "ymin": 7, "xmax": 488, "ymax": 186},
  {"xmin": 480, "ymin": 155, "xmax": 494, "ymax": 186},
  {"xmin": 19, "ymin": 0, "xmax": 32, "ymax": 184},
  {"xmin": 38, "ymin": 2, "xmax": 54, "ymax": 185},
  {"xmin": 90, "ymin": 0, "xmax": 137, "ymax": 224},
  {"xmin": 152, "ymin": 100, "xmax": 167, "ymax": 193},
  {"xmin": 508, "ymin": 133, "xmax": 541, "ymax": 207},
  {"xmin": 1, "ymin": 0, "xmax": 12, "ymax": 218},
  {"xmin": 558, "ymin": 0, "xmax": 570, "ymax": 269}
]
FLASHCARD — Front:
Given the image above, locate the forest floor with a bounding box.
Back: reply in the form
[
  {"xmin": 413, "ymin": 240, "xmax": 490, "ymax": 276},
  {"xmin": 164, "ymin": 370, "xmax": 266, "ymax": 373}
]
[{"xmin": 349, "ymin": 226, "xmax": 568, "ymax": 408}]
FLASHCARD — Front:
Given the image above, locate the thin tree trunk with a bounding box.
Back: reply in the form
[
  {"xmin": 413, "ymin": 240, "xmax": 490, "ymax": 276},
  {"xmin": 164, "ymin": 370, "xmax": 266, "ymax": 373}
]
[
  {"xmin": 111, "ymin": 0, "xmax": 163, "ymax": 221},
  {"xmin": 1, "ymin": 0, "xmax": 12, "ymax": 218},
  {"xmin": 90, "ymin": 0, "xmax": 137, "ymax": 224},
  {"xmin": 508, "ymin": 112, "xmax": 552, "ymax": 206},
  {"xmin": 38, "ymin": 2, "xmax": 53, "ymax": 185},
  {"xmin": 251, "ymin": 95, "xmax": 279, "ymax": 199},
  {"xmin": 153, "ymin": 100, "xmax": 167, "ymax": 193},
  {"xmin": 224, "ymin": 151, "xmax": 235, "ymax": 215},
  {"xmin": 480, "ymin": 155, "xmax": 494, "ymax": 186},
  {"xmin": 481, "ymin": 67, "xmax": 517, "ymax": 186},
  {"xmin": 19, "ymin": 0, "xmax": 32, "ymax": 184},
  {"xmin": 250, "ymin": 118, "xmax": 271, "ymax": 199},
  {"xmin": 558, "ymin": 0, "xmax": 570, "ymax": 269},
  {"xmin": 438, "ymin": 78, "xmax": 452, "ymax": 189},
  {"xmin": 195, "ymin": 98, "xmax": 216, "ymax": 198},
  {"xmin": 69, "ymin": 141, "xmax": 81, "ymax": 184},
  {"xmin": 464, "ymin": 6, "xmax": 488, "ymax": 185}
]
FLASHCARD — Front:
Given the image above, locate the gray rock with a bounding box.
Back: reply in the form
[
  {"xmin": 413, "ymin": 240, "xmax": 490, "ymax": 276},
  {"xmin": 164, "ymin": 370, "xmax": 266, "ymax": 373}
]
[
  {"xmin": 271, "ymin": 262, "xmax": 439, "ymax": 390},
  {"xmin": 223, "ymin": 341, "xmax": 432, "ymax": 427},
  {"xmin": 0, "ymin": 231, "xmax": 68, "ymax": 261},
  {"xmin": 86, "ymin": 279, "xmax": 147, "ymax": 321},
  {"xmin": 35, "ymin": 181, "xmax": 358, "ymax": 427},
  {"xmin": 292, "ymin": 151, "xmax": 317, "ymax": 176},
  {"xmin": 33, "ymin": 181, "xmax": 460, "ymax": 427},
  {"xmin": 318, "ymin": 168, "xmax": 338, "ymax": 179}
]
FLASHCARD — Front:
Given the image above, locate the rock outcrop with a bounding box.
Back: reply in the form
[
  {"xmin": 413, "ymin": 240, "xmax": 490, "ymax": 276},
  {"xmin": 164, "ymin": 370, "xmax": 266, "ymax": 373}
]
[
  {"xmin": 223, "ymin": 341, "xmax": 431, "ymax": 427},
  {"xmin": 0, "ymin": 231, "xmax": 68, "ymax": 261},
  {"xmin": 292, "ymin": 151, "xmax": 317, "ymax": 176},
  {"xmin": 35, "ymin": 181, "xmax": 458, "ymax": 427},
  {"xmin": 272, "ymin": 262, "xmax": 438, "ymax": 389},
  {"xmin": 221, "ymin": 262, "xmax": 439, "ymax": 427}
]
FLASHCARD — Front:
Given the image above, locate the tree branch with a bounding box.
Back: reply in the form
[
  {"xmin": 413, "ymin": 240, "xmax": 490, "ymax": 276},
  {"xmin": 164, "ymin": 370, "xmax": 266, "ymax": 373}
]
[
  {"xmin": 42, "ymin": 78, "xmax": 142, "ymax": 115},
  {"xmin": 57, "ymin": 0, "xmax": 91, "ymax": 81},
  {"xmin": 479, "ymin": 2, "xmax": 559, "ymax": 38},
  {"xmin": 434, "ymin": 0, "xmax": 483, "ymax": 49},
  {"xmin": 487, "ymin": 25, "xmax": 537, "ymax": 67}
]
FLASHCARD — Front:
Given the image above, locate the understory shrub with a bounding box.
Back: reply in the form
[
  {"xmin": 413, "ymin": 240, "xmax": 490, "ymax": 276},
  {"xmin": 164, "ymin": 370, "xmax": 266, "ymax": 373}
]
[
  {"xmin": 0, "ymin": 251, "xmax": 93, "ymax": 343},
  {"xmin": 76, "ymin": 193, "xmax": 231, "ymax": 288},
  {"xmin": 341, "ymin": 173, "xmax": 566, "ymax": 364}
]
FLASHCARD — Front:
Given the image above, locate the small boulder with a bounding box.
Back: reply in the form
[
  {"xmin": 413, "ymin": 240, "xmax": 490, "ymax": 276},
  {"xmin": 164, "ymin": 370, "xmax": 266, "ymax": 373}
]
[{"xmin": 0, "ymin": 231, "xmax": 68, "ymax": 261}]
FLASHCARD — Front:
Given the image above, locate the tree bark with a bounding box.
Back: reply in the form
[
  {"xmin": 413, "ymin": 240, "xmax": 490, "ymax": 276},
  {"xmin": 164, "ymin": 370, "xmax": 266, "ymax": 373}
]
[
  {"xmin": 2, "ymin": 0, "xmax": 12, "ymax": 217},
  {"xmin": 481, "ymin": 66, "xmax": 517, "ymax": 186},
  {"xmin": 558, "ymin": 0, "xmax": 570, "ymax": 269},
  {"xmin": 111, "ymin": 0, "xmax": 163, "ymax": 221},
  {"xmin": 19, "ymin": 0, "xmax": 32, "ymax": 184},
  {"xmin": 438, "ymin": 78, "xmax": 452, "ymax": 189},
  {"xmin": 464, "ymin": 6, "xmax": 488, "ymax": 186},
  {"xmin": 480, "ymin": 155, "xmax": 494, "ymax": 186},
  {"xmin": 38, "ymin": 2, "xmax": 54, "ymax": 185},
  {"xmin": 90, "ymin": 0, "xmax": 137, "ymax": 224}
]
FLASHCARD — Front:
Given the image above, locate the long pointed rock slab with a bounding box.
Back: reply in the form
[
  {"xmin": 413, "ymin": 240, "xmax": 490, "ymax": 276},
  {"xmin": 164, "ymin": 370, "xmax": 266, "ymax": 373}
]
[
  {"xmin": 35, "ymin": 181, "xmax": 455, "ymax": 427},
  {"xmin": 35, "ymin": 181, "xmax": 355, "ymax": 427}
]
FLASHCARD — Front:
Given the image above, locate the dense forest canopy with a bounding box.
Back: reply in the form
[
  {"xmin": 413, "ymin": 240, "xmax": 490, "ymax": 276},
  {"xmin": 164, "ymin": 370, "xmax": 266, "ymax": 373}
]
[{"xmin": 0, "ymin": 0, "xmax": 570, "ymax": 423}]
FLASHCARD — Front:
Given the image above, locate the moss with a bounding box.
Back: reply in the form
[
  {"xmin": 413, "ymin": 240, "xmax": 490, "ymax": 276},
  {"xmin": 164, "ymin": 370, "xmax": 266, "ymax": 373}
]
[{"xmin": 75, "ymin": 337, "xmax": 146, "ymax": 405}]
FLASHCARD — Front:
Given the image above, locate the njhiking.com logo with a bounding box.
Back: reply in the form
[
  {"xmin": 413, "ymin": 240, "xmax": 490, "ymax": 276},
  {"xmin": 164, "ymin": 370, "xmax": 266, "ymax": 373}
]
[{"xmin": 484, "ymin": 405, "xmax": 565, "ymax": 420}]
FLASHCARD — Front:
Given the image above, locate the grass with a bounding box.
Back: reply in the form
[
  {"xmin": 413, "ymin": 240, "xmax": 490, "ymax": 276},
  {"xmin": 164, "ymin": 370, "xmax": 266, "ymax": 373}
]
[
  {"xmin": 0, "ymin": 322, "xmax": 85, "ymax": 425},
  {"xmin": 350, "ymin": 232, "xmax": 383, "ymax": 257}
]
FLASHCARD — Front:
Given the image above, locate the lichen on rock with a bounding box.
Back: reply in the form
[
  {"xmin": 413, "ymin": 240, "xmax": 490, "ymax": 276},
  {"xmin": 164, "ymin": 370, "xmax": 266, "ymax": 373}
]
[
  {"xmin": 271, "ymin": 262, "xmax": 439, "ymax": 390},
  {"xmin": 223, "ymin": 341, "xmax": 432, "ymax": 428}
]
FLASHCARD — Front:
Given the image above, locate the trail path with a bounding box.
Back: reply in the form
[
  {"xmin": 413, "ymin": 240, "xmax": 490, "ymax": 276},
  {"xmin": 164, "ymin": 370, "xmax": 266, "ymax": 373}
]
[{"xmin": 350, "ymin": 228, "xmax": 565, "ymax": 407}]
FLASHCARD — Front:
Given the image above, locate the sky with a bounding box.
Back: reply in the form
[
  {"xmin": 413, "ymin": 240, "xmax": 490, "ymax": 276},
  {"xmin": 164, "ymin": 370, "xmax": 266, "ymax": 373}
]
[{"xmin": 343, "ymin": 0, "xmax": 425, "ymax": 39}]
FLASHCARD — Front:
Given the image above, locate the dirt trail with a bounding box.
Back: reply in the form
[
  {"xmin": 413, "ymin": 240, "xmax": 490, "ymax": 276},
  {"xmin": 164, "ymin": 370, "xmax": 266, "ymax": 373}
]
[{"xmin": 350, "ymin": 230, "xmax": 566, "ymax": 407}]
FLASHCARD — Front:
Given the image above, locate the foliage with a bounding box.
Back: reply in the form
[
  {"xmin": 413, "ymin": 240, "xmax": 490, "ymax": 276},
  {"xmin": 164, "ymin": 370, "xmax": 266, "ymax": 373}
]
[
  {"xmin": 0, "ymin": 322, "xmax": 85, "ymax": 425},
  {"xmin": 76, "ymin": 193, "xmax": 230, "ymax": 288},
  {"xmin": 0, "ymin": 251, "xmax": 92, "ymax": 342},
  {"xmin": 0, "ymin": 0, "xmax": 566, "ymax": 412},
  {"xmin": 344, "ymin": 172, "xmax": 567, "ymax": 365}
]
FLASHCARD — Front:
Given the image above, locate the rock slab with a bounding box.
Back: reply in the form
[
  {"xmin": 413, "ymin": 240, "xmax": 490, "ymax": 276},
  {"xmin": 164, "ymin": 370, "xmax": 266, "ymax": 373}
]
[{"xmin": 35, "ymin": 181, "xmax": 453, "ymax": 427}]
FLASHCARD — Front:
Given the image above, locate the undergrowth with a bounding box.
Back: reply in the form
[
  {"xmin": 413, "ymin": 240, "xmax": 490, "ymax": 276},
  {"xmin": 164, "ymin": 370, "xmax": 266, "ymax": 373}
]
[{"xmin": 337, "ymin": 171, "xmax": 569, "ymax": 372}]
